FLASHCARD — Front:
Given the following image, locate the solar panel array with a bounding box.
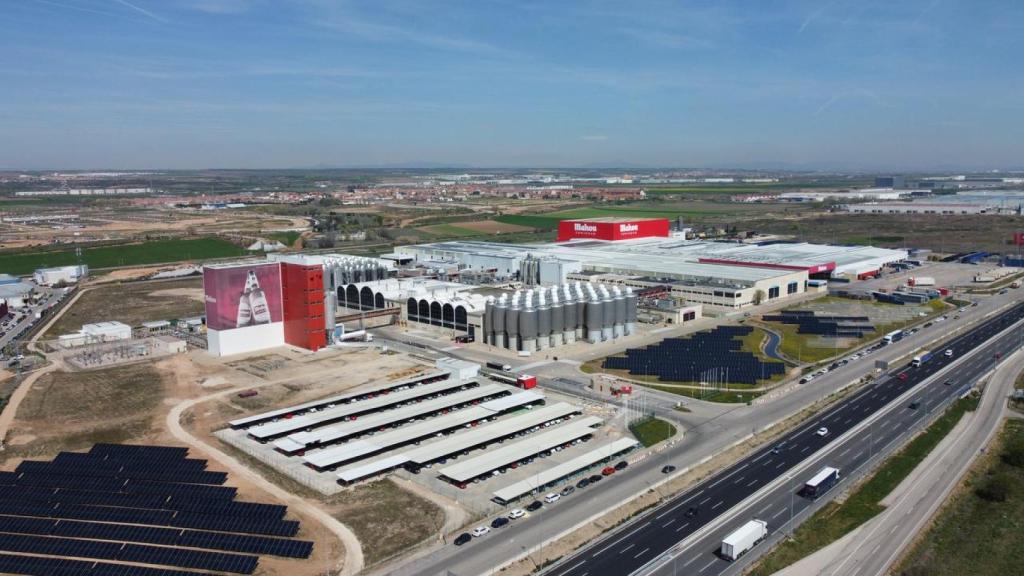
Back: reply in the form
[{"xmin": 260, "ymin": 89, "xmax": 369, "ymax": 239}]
[
  {"xmin": 602, "ymin": 326, "xmax": 786, "ymax": 385},
  {"xmin": 762, "ymin": 310, "xmax": 876, "ymax": 338},
  {"xmin": 0, "ymin": 444, "xmax": 314, "ymax": 575}
]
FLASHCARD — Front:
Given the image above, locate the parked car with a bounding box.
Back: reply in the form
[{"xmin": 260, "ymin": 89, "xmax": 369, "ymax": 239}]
[
  {"xmin": 508, "ymin": 509, "xmax": 526, "ymax": 520},
  {"xmin": 526, "ymin": 500, "xmax": 543, "ymax": 512},
  {"xmin": 576, "ymin": 478, "xmax": 590, "ymax": 489},
  {"xmin": 471, "ymin": 526, "xmax": 490, "ymax": 537},
  {"xmin": 491, "ymin": 517, "xmax": 510, "ymax": 529},
  {"xmin": 601, "ymin": 466, "xmax": 617, "ymax": 476},
  {"xmin": 560, "ymin": 485, "xmax": 575, "ymax": 496},
  {"xmin": 544, "ymin": 493, "xmax": 560, "ymax": 504},
  {"xmin": 661, "ymin": 465, "xmax": 677, "ymax": 474},
  {"xmin": 454, "ymin": 533, "xmax": 472, "ymax": 546},
  {"xmin": 614, "ymin": 461, "xmax": 628, "ymax": 471},
  {"xmin": 588, "ymin": 474, "xmax": 603, "ymax": 484}
]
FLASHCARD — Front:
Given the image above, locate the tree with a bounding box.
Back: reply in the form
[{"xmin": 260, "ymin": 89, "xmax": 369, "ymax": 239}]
[{"xmin": 753, "ymin": 289, "xmax": 766, "ymax": 306}]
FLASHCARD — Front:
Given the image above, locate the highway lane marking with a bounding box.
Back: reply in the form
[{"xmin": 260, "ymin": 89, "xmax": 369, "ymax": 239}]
[
  {"xmin": 751, "ymin": 451, "xmax": 769, "ymax": 463},
  {"xmin": 561, "ymin": 561, "xmax": 586, "ymax": 575},
  {"xmin": 654, "ymin": 489, "xmax": 704, "ymax": 520},
  {"xmin": 711, "ymin": 500, "xmax": 723, "ymax": 510},
  {"xmin": 757, "ymin": 503, "xmax": 773, "ymax": 516},
  {"xmin": 633, "ymin": 547, "xmax": 649, "ymax": 559},
  {"xmin": 776, "ymin": 461, "xmax": 786, "ymax": 469},
  {"xmin": 772, "ymin": 507, "xmax": 787, "ymax": 520},
  {"xmin": 801, "ymin": 445, "xmax": 811, "ymax": 453},
  {"xmin": 734, "ymin": 475, "xmax": 745, "ymax": 484},
  {"xmin": 747, "ymin": 478, "xmax": 759, "ymax": 487},
  {"xmin": 707, "ymin": 463, "xmax": 749, "ymax": 489},
  {"xmin": 592, "ymin": 521, "xmax": 650, "ymax": 558},
  {"xmin": 675, "ymin": 522, "xmax": 690, "ymax": 533},
  {"xmin": 619, "ymin": 543, "xmax": 635, "ymax": 555},
  {"xmin": 889, "ymin": 523, "xmax": 900, "ymax": 536},
  {"xmin": 662, "ymin": 518, "xmax": 675, "ymax": 528},
  {"xmin": 699, "ymin": 496, "xmax": 711, "ymax": 506},
  {"xmin": 683, "ymin": 554, "xmax": 700, "ymax": 567},
  {"xmin": 699, "ymin": 558, "xmax": 718, "ymax": 573},
  {"xmin": 839, "ymin": 447, "xmax": 852, "ymax": 457},
  {"xmin": 844, "ymin": 417, "xmax": 853, "ymax": 425}
]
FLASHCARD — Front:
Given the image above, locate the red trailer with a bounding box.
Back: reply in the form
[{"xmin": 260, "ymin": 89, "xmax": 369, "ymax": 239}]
[{"xmin": 516, "ymin": 374, "xmax": 537, "ymax": 389}]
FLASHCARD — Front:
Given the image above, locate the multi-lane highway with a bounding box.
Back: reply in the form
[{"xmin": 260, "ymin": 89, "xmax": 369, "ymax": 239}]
[{"xmin": 544, "ymin": 302, "xmax": 1024, "ymax": 576}]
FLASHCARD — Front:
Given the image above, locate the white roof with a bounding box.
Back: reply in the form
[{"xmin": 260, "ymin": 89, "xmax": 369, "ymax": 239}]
[
  {"xmin": 246, "ymin": 377, "xmax": 465, "ymax": 439},
  {"xmin": 302, "ymin": 391, "xmax": 541, "ymax": 469},
  {"xmin": 806, "ymin": 466, "xmax": 840, "ymax": 487},
  {"xmin": 141, "ymin": 320, "xmax": 171, "ymax": 328},
  {"xmin": 278, "ymin": 383, "xmax": 509, "ymax": 451},
  {"xmin": 337, "ymin": 455, "xmax": 412, "ymax": 483},
  {"xmin": 229, "ymin": 370, "xmax": 448, "ymax": 428},
  {"xmin": 492, "ymin": 438, "xmax": 638, "ymax": 502},
  {"xmin": 401, "ymin": 402, "xmax": 580, "ymax": 465},
  {"xmin": 723, "ymin": 520, "xmax": 767, "ymax": 547},
  {"xmin": 438, "ymin": 416, "xmax": 603, "ymax": 483}
]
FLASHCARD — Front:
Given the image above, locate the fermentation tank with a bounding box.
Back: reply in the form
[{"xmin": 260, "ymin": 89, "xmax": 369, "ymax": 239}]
[
  {"xmin": 585, "ymin": 289, "xmax": 603, "ymax": 343},
  {"xmin": 537, "ymin": 292, "xmax": 551, "ymax": 350},
  {"xmin": 520, "ymin": 301, "xmax": 538, "ymax": 352},
  {"xmin": 506, "ymin": 300, "xmax": 520, "ymax": 351},
  {"xmin": 625, "ymin": 287, "xmax": 638, "ymax": 335},
  {"xmin": 562, "ymin": 285, "xmax": 577, "ymax": 344},
  {"xmin": 575, "ymin": 284, "xmax": 587, "ymax": 340},
  {"xmin": 600, "ymin": 285, "xmax": 614, "ymax": 341},
  {"xmin": 613, "ymin": 286, "xmax": 626, "ymax": 338},
  {"xmin": 550, "ymin": 290, "xmax": 564, "ymax": 347},
  {"xmin": 482, "ymin": 296, "xmax": 493, "ymax": 346}
]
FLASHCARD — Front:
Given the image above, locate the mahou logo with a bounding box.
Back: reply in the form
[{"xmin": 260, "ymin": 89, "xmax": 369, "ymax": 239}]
[
  {"xmin": 574, "ymin": 223, "xmax": 598, "ymax": 233},
  {"xmin": 619, "ymin": 223, "xmax": 639, "ymax": 233}
]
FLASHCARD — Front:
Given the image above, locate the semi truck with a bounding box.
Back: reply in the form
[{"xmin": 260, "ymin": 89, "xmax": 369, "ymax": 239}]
[
  {"xmin": 720, "ymin": 519, "xmax": 768, "ymax": 561},
  {"xmin": 486, "ymin": 361, "xmax": 512, "ymax": 372},
  {"xmin": 802, "ymin": 466, "xmax": 840, "ymax": 499},
  {"xmin": 911, "ymin": 350, "xmax": 933, "ymax": 367},
  {"xmin": 908, "ymin": 276, "xmax": 935, "ymax": 287}
]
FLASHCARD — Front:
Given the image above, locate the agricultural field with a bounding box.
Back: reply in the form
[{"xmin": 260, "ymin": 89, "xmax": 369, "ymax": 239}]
[
  {"xmin": 0, "ymin": 237, "xmax": 246, "ymax": 275},
  {"xmin": 495, "ymin": 201, "xmax": 809, "ymax": 231},
  {"xmin": 43, "ymin": 278, "xmax": 204, "ymax": 337}
]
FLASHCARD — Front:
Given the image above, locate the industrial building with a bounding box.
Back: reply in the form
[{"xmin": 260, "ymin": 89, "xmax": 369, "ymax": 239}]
[
  {"xmin": 844, "ymin": 202, "xmax": 998, "ymax": 215},
  {"xmin": 57, "ymin": 321, "xmax": 133, "ymax": 348},
  {"xmin": 33, "ymin": 265, "xmax": 88, "ymax": 286}
]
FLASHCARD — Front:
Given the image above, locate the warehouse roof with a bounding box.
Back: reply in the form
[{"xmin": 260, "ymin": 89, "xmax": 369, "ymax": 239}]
[
  {"xmin": 337, "ymin": 455, "xmax": 411, "ymax": 483},
  {"xmin": 492, "ymin": 438, "xmax": 639, "ymax": 503},
  {"xmin": 438, "ymin": 416, "xmax": 603, "ymax": 483}
]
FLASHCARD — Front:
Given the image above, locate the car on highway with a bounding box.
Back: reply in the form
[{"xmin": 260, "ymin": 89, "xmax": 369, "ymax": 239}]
[
  {"xmin": 771, "ymin": 443, "xmax": 784, "ymax": 455},
  {"xmin": 815, "ymin": 427, "xmax": 829, "ymax": 437},
  {"xmin": 471, "ymin": 526, "xmax": 490, "ymax": 537},
  {"xmin": 560, "ymin": 485, "xmax": 575, "ymax": 496},
  {"xmin": 526, "ymin": 500, "xmax": 543, "ymax": 512},
  {"xmin": 454, "ymin": 533, "xmax": 472, "ymax": 546},
  {"xmin": 491, "ymin": 517, "xmax": 510, "ymax": 529},
  {"xmin": 543, "ymin": 493, "xmax": 560, "ymax": 504},
  {"xmin": 944, "ymin": 379, "xmax": 953, "ymax": 386},
  {"xmin": 508, "ymin": 509, "xmax": 525, "ymax": 520},
  {"xmin": 945, "ymin": 349, "xmax": 954, "ymax": 357},
  {"xmin": 898, "ymin": 372, "xmax": 909, "ymax": 381},
  {"xmin": 909, "ymin": 401, "xmax": 921, "ymax": 410},
  {"xmin": 684, "ymin": 506, "xmax": 699, "ymax": 518},
  {"xmin": 661, "ymin": 465, "xmax": 677, "ymax": 474},
  {"xmin": 614, "ymin": 460, "xmax": 629, "ymax": 471}
]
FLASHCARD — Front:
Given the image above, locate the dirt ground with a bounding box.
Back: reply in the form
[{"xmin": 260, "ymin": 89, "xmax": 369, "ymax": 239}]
[{"xmin": 43, "ymin": 278, "xmax": 205, "ymax": 337}]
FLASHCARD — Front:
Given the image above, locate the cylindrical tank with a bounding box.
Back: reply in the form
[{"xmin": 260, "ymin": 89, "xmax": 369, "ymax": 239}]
[
  {"xmin": 520, "ymin": 303, "xmax": 538, "ymax": 352},
  {"xmin": 506, "ymin": 301, "xmax": 520, "ymax": 351},
  {"xmin": 561, "ymin": 285, "xmax": 577, "ymax": 344},
  {"xmin": 550, "ymin": 290, "xmax": 564, "ymax": 347},
  {"xmin": 625, "ymin": 287, "xmax": 638, "ymax": 335},
  {"xmin": 613, "ymin": 286, "xmax": 626, "ymax": 338},
  {"xmin": 575, "ymin": 289, "xmax": 587, "ymax": 339},
  {"xmin": 492, "ymin": 297, "xmax": 506, "ymax": 348},
  {"xmin": 537, "ymin": 294, "xmax": 551, "ymax": 350},
  {"xmin": 585, "ymin": 292, "xmax": 603, "ymax": 343},
  {"xmin": 482, "ymin": 296, "xmax": 493, "ymax": 346},
  {"xmin": 600, "ymin": 286, "xmax": 615, "ymax": 341}
]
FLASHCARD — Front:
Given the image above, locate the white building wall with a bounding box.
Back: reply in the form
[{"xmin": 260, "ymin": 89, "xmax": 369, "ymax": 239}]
[{"xmin": 207, "ymin": 323, "xmax": 285, "ymax": 357}]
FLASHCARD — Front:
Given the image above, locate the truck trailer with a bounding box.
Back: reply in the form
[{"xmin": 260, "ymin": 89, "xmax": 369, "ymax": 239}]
[
  {"xmin": 908, "ymin": 276, "xmax": 935, "ymax": 287},
  {"xmin": 802, "ymin": 466, "xmax": 840, "ymax": 499},
  {"xmin": 720, "ymin": 519, "xmax": 768, "ymax": 561},
  {"xmin": 486, "ymin": 361, "xmax": 512, "ymax": 372},
  {"xmin": 911, "ymin": 350, "xmax": 933, "ymax": 367}
]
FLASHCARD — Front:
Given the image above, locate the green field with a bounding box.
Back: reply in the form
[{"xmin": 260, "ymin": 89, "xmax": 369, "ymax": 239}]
[
  {"xmin": 418, "ymin": 223, "xmax": 481, "ymax": 237},
  {"xmin": 629, "ymin": 417, "xmax": 678, "ymax": 447},
  {"xmin": 751, "ymin": 395, "xmax": 979, "ymax": 575},
  {"xmin": 896, "ymin": 419, "xmax": 1024, "ymax": 576},
  {"xmin": 0, "ymin": 237, "xmax": 247, "ymax": 275},
  {"xmin": 495, "ymin": 205, "xmax": 736, "ymax": 231},
  {"xmin": 265, "ymin": 231, "xmax": 301, "ymax": 246}
]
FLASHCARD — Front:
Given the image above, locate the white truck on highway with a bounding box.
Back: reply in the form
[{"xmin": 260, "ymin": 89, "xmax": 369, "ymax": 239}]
[{"xmin": 720, "ymin": 519, "xmax": 768, "ymax": 561}]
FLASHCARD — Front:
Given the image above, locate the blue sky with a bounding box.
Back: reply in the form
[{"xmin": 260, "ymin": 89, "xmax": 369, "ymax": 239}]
[{"xmin": 2, "ymin": 0, "xmax": 1022, "ymax": 170}]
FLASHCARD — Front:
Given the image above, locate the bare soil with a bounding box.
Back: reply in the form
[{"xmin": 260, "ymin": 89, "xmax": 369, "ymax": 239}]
[{"xmin": 43, "ymin": 278, "xmax": 205, "ymax": 337}]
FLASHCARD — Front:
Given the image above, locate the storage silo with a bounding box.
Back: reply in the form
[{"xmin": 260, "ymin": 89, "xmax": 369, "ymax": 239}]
[
  {"xmin": 575, "ymin": 283, "xmax": 587, "ymax": 340},
  {"xmin": 612, "ymin": 286, "xmax": 626, "ymax": 338},
  {"xmin": 520, "ymin": 298, "xmax": 538, "ymax": 352},
  {"xmin": 561, "ymin": 285, "xmax": 577, "ymax": 344},
  {"xmin": 625, "ymin": 287, "xmax": 638, "ymax": 335},
  {"xmin": 550, "ymin": 289, "xmax": 564, "ymax": 347},
  {"xmin": 537, "ymin": 291, "xmax": 551, "ymax": 350},
  {"xmin": 600, "ymin": 285, "xmax": 615, "ymax": 341},
  {"xmin": 585, "ymin": 288, "xmax": 603, "ymax": 343},
  {"xmin": 492, "ymin": 295, "xmax": 507, "ymax": 348},
  {"xmin": 506, "ymin": 297, "xmax": 520, "ymax": 351},
  {"xmin": 482, "ymin": 296, "xmax": 493, "ymax": 346}
]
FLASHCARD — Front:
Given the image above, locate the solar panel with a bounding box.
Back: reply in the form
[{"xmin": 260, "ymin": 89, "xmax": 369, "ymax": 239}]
[{"xmin": 0, "ymin": 552, "xmax": 205, "ymax": 576}]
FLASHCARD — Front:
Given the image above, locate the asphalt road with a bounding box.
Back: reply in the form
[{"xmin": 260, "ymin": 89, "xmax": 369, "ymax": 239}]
[
  {"xmin": 543, "ymin": 301, "xmax": 1024, "ymax": 576},
  {"xmin": 381, "ymin": 292, "xmax": 1020, "ymax": 576}
]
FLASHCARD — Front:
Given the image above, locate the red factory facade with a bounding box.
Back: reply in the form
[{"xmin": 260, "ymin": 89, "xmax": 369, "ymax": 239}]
[
  {"xmin": 280, "ymin": 261, "xmax": 327, "ymax": 352},
  {"xmin": 557, "ymin": 218, "xmax": 670, "ymax": 242}
]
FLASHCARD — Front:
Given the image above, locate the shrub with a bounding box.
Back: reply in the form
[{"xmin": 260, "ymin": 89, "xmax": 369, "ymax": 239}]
[{"xmin": 975, "ymin": 472, "xmax": 1013, "ymax": 502}]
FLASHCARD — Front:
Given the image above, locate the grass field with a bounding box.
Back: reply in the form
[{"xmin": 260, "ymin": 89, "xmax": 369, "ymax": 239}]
[
  {"xmin": 750, "ymin": 395, "xmax": 979, "ymax": 575},
  {"xmin": 1, "ymin": 364, "xmax": 164, "ymax": 463},
  {"xmin": 895, "ymin": 418, "xmax": 1024, "ymax": 576},
  {"xmin": 44, "ymin": 278, "xmax": 204, "ymax": 337},
  {"xmin": 495, "ymin": 204, "xmax": 741, "ymax": 230},
  {"xmin": 418, "ymin": 223, "xmax": 482, "ymax": 237},
  {"xmin": 266, "ymin": 231, "xmax": 301, "ymax": 246},
  {"xmin": 629, "ymin": 417, "xmax": 677, "ymax": 447},
  {"xmin": 0, "ymin": 237, "xmax": 246, "ymax": 275}
]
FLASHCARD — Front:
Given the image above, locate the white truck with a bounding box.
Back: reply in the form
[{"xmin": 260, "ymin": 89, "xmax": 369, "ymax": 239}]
[
  {"xmin": 908, "ymin": 276, "xmax": 935, "ymax": 287},
  {"xmin": 720, "ymin": 519, "xmax": 768, "ymax": 561}
]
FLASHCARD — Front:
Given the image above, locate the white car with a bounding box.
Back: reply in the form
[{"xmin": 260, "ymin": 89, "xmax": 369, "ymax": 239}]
[
  {"xmin": 508, "ymin": 509, "xmax": 525, "ymax": 520},
  {"xmin": 945, "ymin": 349, "xmax": 954, "ymax": 357},
  {"xmin": 471, "ymin": 525, "xmax": 491, "ymax": 537},
  {"xmin": 544, "ymin": 493, "xmax": 561, "ymax": 504},
  {"xmin": 815, "ymin": 427, "xmax": 829, "ymax": 437}
]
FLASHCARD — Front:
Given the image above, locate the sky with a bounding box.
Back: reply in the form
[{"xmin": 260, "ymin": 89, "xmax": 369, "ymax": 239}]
[{"xmin": 2, "ymin": 0, "xmax": 1022, "ymax": 170}]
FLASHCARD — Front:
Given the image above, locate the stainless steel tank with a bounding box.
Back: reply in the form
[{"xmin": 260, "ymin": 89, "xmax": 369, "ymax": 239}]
[
  {"xmin": 561, "ymin": 285, "xmax": 577, "ymax": 344},
  {"xmin": 625, "ymin": 287, "xmax": 638, "ymax": 335},
  {"xmin": 550, "ymin": 289, "xmax": 565, "ymax": 347},
  {"xmin": 520, "ymin": 302, "xmax": 538, "ymax": 352},
  {"xmin": 585, "ymin": 291, "xmax": 603, "ymax": 343},
  {"xmin": 506, "ymin": 300, "xmax": 520, "ymax": 351},
  {"xmin": 482, "ymin": 296, "xmax": 493, "ymax": 346},
  {"xmin": 613, "ymin": 286, "xmax": 626, "ymax": 338},
  {"xmin": 600, "ymin": 286, "xmax": 614, "ymax": 342}
]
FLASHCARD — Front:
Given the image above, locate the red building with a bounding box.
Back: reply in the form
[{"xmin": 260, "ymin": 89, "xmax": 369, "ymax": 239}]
[
  {"xmin": 280, "ymin": 261, "xmax": 327, "ymax": 352},
  {"xmin": 557, "ymin": 217, "xmax": 670, "ymax": 242}
]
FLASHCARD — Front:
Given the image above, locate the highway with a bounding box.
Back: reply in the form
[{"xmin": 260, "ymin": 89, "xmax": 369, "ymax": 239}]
[{"xmin": 543, "ymin": 301, "xmax": 1024, "ymax": 576}]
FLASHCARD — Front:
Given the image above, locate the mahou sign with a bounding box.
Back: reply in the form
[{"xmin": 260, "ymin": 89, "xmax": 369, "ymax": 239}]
[{"xmin": 557, "ymin": 218, "xmax": 670, "ymax": 241}]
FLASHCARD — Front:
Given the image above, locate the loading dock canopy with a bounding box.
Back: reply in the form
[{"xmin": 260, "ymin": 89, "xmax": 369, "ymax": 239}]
[
  {"xmin": 229, "ymin": 370, "xmax": 449, "ymax": 429},
  {"xmin": 301, "ymin": 391, "xmax": 543, "ymax": 469},
  {"xmin": 492, "ymin": 437, "xmax": 639, "ymax": 503},
  {"xmin": 276, "ymin": 384, "xmax": 510, "ymax": 453},
  {"xmin": 402, "ymin": 402, "xmax": 579, "ymax": 465},
  {"xmin": 438, "ymin": 416, "xmax": 603, "ymax": 483},
  {"xmin": 248, "ymin": 377, "xmax": 471, "ymax": 440}
]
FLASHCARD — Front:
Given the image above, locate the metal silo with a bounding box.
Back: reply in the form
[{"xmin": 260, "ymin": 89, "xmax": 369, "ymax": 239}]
[
  {"xmin": 575, "ymin": 285, "xmax": 587, "ymax": 340},
  {"xmin": 612, "ymin": 286, "xmax": 626, "ymax": 339},
  {"xmin": 506, "ymin": 296, "xmax": 520, "ymax": 351},
  {"xmin": 520, "ymin": 300, "xmax": 538, "ymax": 352},
  {"xmin": 600, "ymin": 285, "xmax": 614, "ymax": 341},
  {"xmin": 537, "ymin": 291, "xmax": 551, "ymax": 350},
  {"xmin": 549, "ymin": 288, "xmax": 564, "ymax": 347},
  {"xmin": 585, "ymin": 288, "xmax": 603, "ymax": 343},
  {"xmin": 492, "ymin": 295, "xmax": 507, "ymax": 348},
  {"xmin": 561, "ymin": 285, "xmax": 577, "ymax": 344},
  {"xmin": 482, "ymin": 296, "xmax": 493, "ymax": 346},
  {"xmin": 625, "ymin": 287, "xmax": 638, "ymax": 335}
]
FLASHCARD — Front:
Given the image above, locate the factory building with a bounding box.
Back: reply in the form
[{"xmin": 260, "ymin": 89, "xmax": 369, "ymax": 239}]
[{"xmin": 33, "ymin": 265, "xmax": 88, "ymax": 286}]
